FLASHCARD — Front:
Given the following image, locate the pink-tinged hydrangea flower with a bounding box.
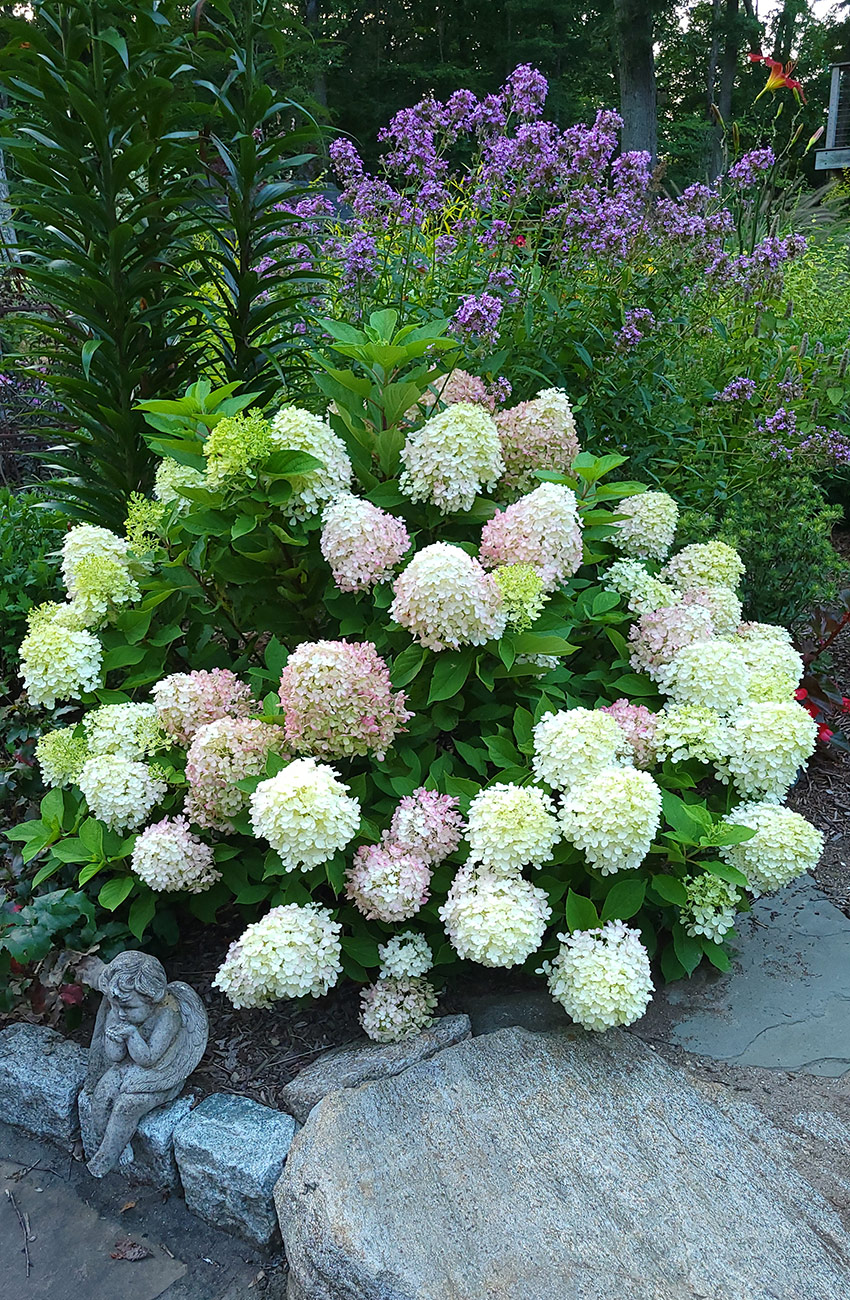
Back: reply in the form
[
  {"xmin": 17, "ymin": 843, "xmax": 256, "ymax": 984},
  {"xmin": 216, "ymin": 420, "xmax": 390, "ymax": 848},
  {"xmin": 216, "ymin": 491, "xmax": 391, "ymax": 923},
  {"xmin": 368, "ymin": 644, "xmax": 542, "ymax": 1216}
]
[
  {"xmin": 359, "ymin": 975, "xmax": 438, "ymax": 1042},
  {"xmin": 320, "ymin": 493, "xmax": 410, "ymax": 592},
  {"xmin": 681, "ymin": 585, "xmax": 743, "ymax": 637},
  {"xmin": 611, "ymin": 491, "xmax": 679, "ymax": 562},
  {"xmin": 599, "ymin": 699, "xmax": 659, "ymax": 768},
  {"xmin": 345, "ymin": 842, "xmax": 432, "ymax": 922},
  {"xmin": 399, "ymin": 402, "xmax": 504, "ymax": 513},
  {"xmin": 439, "ymin": 867, "xmax": 550, "ymax": 968},
  {"xmin": 423, "ymin": 369, "xmax": 499, "ymax": 413},
  {"xmin": 278, "ymin": 640, "xmax": 411, "ymax": 760},
  {"xmin": 386, "ymin": 788, "xmax": 464, "ymax": 867},
  {"xmin": 131, "ymin": 815, "xmax": 220, "ymax": 893},
  {"xmin": 496, "ymin": 388, "xmax": 579, "ymax": 494},
  {"xmin": 390, "ymin": 542, "xmax": 507, "ymax": 651},
  {"xmin": 628, "ymin": 603, "xmax": 716, "ymax": 680},
  {"xmin": 213, "ymin": 903, "xmax": 342, "ymax": 1008},
  {"xmin": 152, "ymin": 669, "xmax": 254, "ymax": 746},
  {"xmin": 541, "ymin": 921, "xmax": 653, "ymax": 1030},
  {"xmin": 185, "ymin": 718, "xmax": 286, "ymax": 832},
  {"xmin": 479, "ymin": 482, "xmax": 582, "ymax": 591},
  {"xmin": 250, "ymin": 758, "xmax": 361, "ymax": 872}
]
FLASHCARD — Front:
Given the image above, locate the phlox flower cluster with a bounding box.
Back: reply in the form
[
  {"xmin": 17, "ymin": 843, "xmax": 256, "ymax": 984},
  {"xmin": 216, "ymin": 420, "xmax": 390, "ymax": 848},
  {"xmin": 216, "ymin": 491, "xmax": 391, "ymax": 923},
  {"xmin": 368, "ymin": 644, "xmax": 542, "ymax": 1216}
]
[
  {"xmin": 84, "ymin": 702, "xmax": 161, "ymax": 760},
  {"xmin": 131, "ymin": 816, "xmax": 220, "ymax": 894},
  {"xmin": 629, "ymin": 603, "xmax": 715, "ymax": 680},
  {"xmin": 268, "ymin": 406, "xmax": 353, "ymax": 521},
  {"xmin": 662, "ymin": 639, "xmax": 751, "ymax": 714},
  {"xmin": 612, "ymin": 491, "xmax": 679, "ymax": 562},
  {"xmin": 185, "ymin": 718, "xmax": 284, "ymax": 832},
  {"xmin": 36, "ymin": 727, "xmax": 89, "ymax": 788},
  {"xmin": 721, "ymin": 802, "xmax": 823, "ymax": 896},
  {"xmin": 77, "ymin": 755, "xmax": 166, "ymax": 832},
  {"xmin": 541, "ymin": 921, "xmax": 653, "ymax": 1031},
  {"xmin": 663, "ymin": 541, "xmax": 745, "ymax": 591},
  {"xmin": 399, "ymin": 402, "xmax": 503, "ymax": 513},
  {"xmin": 278, "ymin": 640, "xmax": 411, "ymax": 760},
  {"xmin": 560, "ymin": 766, "xmax": 662, "ymax": 874},
  {"xmin": 493, "ymin": 563, "xmax": 548, "ymax": 630},
  {"xmin": 604, "ymin": 559, "xmax": 679, "ymax": 614},
  {"xmin": 378, "ymin": 931, "xmax": 433, "ymax": 979},
  {"xmin": 152, "ymin": 669, "xmax": 254, "ymax": 746},
  {"xmin": 153, "ymin": 457, "xmax": 207, "ymax": 509},
  {"xmin": 359, "ymin": 976, "xmax": 438, "ymax": 1042},
  {"xmin": 495, "ymin": 388, "xmax": 579, "ymax": 494},
  {"xmin": 345, "ymin": 842, "xmax": 432, "ymax": 922},
  {"xmin": 320, "ymin": 494, "xmax": 410, "ymax": 592},
  {"xmin": 466, "ymin": 783, "xmax": 561, "ymax": 874},
  {"xmin": 532, "ymin": 707, "xmax": 630, "ymax": 792},
  {"xmin": 213, "ymin": 903, "xmax": 342, "ymax": 1008},
  {"xmin": 681, "ymin": 586, "xmax": 743, "ymax": 637},
  {"xmin": 439, "ymin": 867, "xmax": 550, "ymax": 967},
  {"xmin": 386, "ymin": 788, "xmax": 464, "ymax": 866},
  {"xmin": 479, "ymin": 483, "xmax": 583, "ymax": 591},
  {"xmin": 390, "ymin": 542, "xmax": 507, "ymax": 651},
  {"xmin": 20, "ymin": 603, "xmax": 103, "ymax": 708},
  {"xmin": 599, "ymin": 700, "xmax": 659, "ymax": 769},
  {"xmin": 654, "ymin": 705, "xmax": 726, "ymax": 765},
  {"xmin": 250, "ymin": 758, "xmax": 360, "ymax": 872},
  {"xmin": 682, "ymin": 874, "xmax": 739, "ymax": 942},
  {"xmin": 717, "ymin": 701, "xmax": 817, "ymax": 801}
]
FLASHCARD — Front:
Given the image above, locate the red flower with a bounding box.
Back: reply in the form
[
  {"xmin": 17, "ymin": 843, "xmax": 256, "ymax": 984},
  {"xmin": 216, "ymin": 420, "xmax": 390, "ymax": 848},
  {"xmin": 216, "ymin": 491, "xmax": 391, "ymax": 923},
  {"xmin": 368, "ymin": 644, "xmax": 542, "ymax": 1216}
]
[
  {"xmin": 752, "ymin": 55, "xmax": 806, "ymax": 104},
  {"xmin": 818, "ymin": 725, "xmax": 834, "ymax": 743},
  {"xmin": 747, "ymin": 51, "xmax": 764, "ymax": 63},
  {"xmin": 512, "ymin": 235, "xmax": 526, "ymax": 247},
  {"xmin": 841, "ymin": 697, "xmax": 850, "ymax": 714},
  {"xmin": 59, "ymin": 983, "xmax": 84, "ymax": 1007},
  {"xmin": 794, "ymin": 687, "xmax": 808, "ymax": 700}
]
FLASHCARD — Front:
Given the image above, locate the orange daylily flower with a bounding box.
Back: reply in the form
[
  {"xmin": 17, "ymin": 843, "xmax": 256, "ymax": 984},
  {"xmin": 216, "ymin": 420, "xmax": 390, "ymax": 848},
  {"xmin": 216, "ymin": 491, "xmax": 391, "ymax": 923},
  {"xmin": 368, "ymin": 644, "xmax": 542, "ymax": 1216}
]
[{"xmin": 751, "ymin": 54, "xmax": 807, "ymax": 104}]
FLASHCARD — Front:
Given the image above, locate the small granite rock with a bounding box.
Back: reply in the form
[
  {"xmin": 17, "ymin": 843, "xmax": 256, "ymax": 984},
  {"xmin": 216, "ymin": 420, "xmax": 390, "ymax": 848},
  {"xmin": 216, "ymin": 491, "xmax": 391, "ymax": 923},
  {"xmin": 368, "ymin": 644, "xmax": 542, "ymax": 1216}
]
[
  {"xmin": 79, "ymin": 1088, "xmax": 195, "ymax": 1189},
  {"xmin": 277, "ymin": 1026, "xmax": 850, "ymax": 1300},
  {"xmin": 0, "ymin": 1023, "xmax": 88, "ymax": 1146},
  {"xmin": 175, "ymin": 1092, "xmax": 296, "ymax": 1246},
  {"xmin": 280, "ymin": 1013, "xmax": 471, "ymax": 1123}
]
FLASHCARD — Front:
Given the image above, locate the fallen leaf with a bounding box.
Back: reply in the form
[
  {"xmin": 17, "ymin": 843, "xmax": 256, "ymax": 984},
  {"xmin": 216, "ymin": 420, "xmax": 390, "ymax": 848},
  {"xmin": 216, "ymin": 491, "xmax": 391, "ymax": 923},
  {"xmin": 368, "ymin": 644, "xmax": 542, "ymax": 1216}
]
[
  {"xmin": 120, "ymin": 1201, "xmax": 137, "ymax": 1214},
  {"xmin": 111, "ymin": 1237, "xmax": 152, "ymax": 1261}
]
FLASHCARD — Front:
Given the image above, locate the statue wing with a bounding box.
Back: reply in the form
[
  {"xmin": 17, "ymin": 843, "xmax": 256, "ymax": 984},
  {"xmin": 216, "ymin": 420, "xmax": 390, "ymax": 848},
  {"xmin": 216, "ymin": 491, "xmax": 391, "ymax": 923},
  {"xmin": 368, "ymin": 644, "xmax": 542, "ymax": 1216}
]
[
  {"xmin": 169, "ymin": 981, "xmax": 209, "ymax": 1076},
  {"xmin": 84, "ymin": 992, "xmax": 111, "ymax": 1091}
]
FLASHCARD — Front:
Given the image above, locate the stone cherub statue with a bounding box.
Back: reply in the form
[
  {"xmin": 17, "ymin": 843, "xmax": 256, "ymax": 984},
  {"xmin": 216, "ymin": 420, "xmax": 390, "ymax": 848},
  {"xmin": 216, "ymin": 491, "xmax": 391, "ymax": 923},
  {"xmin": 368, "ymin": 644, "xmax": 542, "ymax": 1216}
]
[{"xmin": 80, "ymin": 951, "xmax": 208, "ymax": 1178}]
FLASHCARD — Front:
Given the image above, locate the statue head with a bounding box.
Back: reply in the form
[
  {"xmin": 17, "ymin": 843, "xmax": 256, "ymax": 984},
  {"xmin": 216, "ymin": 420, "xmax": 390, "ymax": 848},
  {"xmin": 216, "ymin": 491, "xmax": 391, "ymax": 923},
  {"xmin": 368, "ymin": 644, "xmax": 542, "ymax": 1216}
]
[{"xmin": 102, "ymin": 951, "xmax": 168, "ymax": 1025}]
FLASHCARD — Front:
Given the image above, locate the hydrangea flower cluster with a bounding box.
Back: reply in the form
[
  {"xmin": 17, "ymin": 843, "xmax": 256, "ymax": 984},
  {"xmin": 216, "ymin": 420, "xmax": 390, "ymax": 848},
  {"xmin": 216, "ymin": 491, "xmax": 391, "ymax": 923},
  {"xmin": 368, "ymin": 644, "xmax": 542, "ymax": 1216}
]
[
  {"xmin": 663, "ymin": 540, "xmax": 745, "ymax": 591},
  {"xmin": 185, "ymin": 718, "xmax": 284, "ymax": 832},
  {"xmin": 84, "ymin": 702, "xmax": 161, "ymax": 760},
  {"xmin": 346, "ymin": 842, "xmax": 432, "ymax": 922},
  {"xmin": 378, "ymin": 931, "xmax": 433, "ymax": 978},
  {"xmin": 386, "ymin": 788, "xmax": 464, "ymax": 865},
  {"xmin": 492, "ymin": 563, "xmax": 548, "ymax": 629},
  {"xmin": 654, "ymin": 705, "xmax": 726, "ymax": 765},
  {"xmin": 720, "ymin": 803, "xmax": 823, "ymax": 895},
  {"xmin": 213, "ymin": 903, "xmax": 343, "ymax": 1008},
  {"xmin": 36, "ymin": 727, "xmax": 89, "ymax": 788},
  {"xmin": 532, "ymin": 707, "xmax": 630, "ymax": 792},
  {"xmin": 604, "ymin": 559, "xmax": 679, "ymax": 614},
  {"xmin": 599, "ymin": 699, "xmax": 659, "ymax": 768},
  {"xmin": 439, "ymin": 868, "xmax": 550, "ymax": 967},
  {"xmin": 359, "ymin": 976, "xmax": 438, "ymax": 1042},
  {"xmin": 629, "ymin": 603, "xmax": 715, "ymax": 680},
  {"xmin": 662, "ymin": 639, "xmax": 751, "ymax": 713},
  {"xmin": 560, "ymin": 766, "xmax": 662, "ymax": 874},
  {"xmin": 131, "ymin": 816, "xmax": 220, "ymax": 893},
  {"xmin": 399, "ymin": 401, "xmax": 504, "ymax": 513},
  {"xmin": 390, "ymin": 542, "xmax": 507, "ymax": 651},
  {"xmin": 681, "ymin": 873, "xmax": 739, "ymax": 941},
  {"xmin": 735, "ymin": 636, "xmax": 803, "ymax": 703},
  {"xmin": 152, "ymin": 669, "xmax": 254, "ymax": 746},
  {"xmin": 541, "ymin": 921, "xmax": 653, "ymax": 1031},
  {"xmin": 61, "ymin": 525, "xmax": 139, "ymax": 625},
  {"xmin": 612, "ymin": 491, "xmax": 679, "ymax": 562},
  {"xmin": 466, "ymin": 783, "xmax": 561, "ymax": 874},
  {"xmin": 479, "ymin": 483, "xmax": 582, "ymax": 591},
  {"xmin": 77, "ymin": 755, "xmax": 167, "ymax": 832},
  {"xmin": 20, "ymin": 603, "xmax": 103, "ymax": 707},
  {"xmin": 424, "ymin": 368, "xmax": 502, "ymax": 413},
  {"xmin": 320, "ymin": 493, "xmax": 410, "ymax": 592},
  {"xmin": 204, "ymin": 410, "xmax": 275, "ymax": 484},
  {"xmin": 679, "ymin": 586, "xmax": 742, "ymax": 637},
  {"xmin": 278, "ymin": 640, "xmax": 411, "ymax": 760},
  {"xmin": 717, "ymin": 701, "xmax": 817, "ymax": 800},
  {"xmin": 153, "ymin": 457, "xmax": 206, "ymax": 508},
  {"xmin": 495, "ymin": 387, "xmax": 579, "ymax": 494},
  {"xmin": 268, "ymin": 406, "xmax": 353, "ymax": 521},
  {"xmin": 250, "ymin": 758, "xmax": 361, "ymax": 871}
]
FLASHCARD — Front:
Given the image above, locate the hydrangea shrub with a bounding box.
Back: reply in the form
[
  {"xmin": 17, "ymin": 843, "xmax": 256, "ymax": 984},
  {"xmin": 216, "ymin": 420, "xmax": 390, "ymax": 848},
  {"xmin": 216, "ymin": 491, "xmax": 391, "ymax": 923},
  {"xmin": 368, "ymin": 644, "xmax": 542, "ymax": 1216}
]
[{"xmin": 9, "ymin": 317, "xmax": 823, "ymax": 1041}]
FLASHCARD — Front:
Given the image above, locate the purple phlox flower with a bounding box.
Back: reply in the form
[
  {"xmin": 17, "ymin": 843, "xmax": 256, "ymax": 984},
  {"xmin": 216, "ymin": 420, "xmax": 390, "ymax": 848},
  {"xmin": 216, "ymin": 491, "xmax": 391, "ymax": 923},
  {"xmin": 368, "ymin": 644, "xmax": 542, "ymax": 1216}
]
[
  {"xmin": 450, "ymin": 292, "xmax": 503, "ymax": 345},
  {"xmin": 503, "ymin": 64, "xmax": 549, "ymax": 120},
  {"xmin": 714, "ymin": 377, "xmax": 757, "ymax": 402},
  {"xmin": 757, "ymin": 407, "xmax": 798, "ymax": 439},
  {"xmin": 728, "ymin": 148, "xmax": 775, "ymax": 187},
  {"xmin": 615, "ymin": 307, "xmax": 656, "ymax": 351}
]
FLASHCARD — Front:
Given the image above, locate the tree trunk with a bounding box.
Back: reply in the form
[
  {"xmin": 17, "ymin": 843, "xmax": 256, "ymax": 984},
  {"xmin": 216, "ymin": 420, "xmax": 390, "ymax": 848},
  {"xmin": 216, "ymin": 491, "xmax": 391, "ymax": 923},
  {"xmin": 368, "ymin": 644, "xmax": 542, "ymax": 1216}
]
[{"xmin": 613, "ymin": 0, "xmax": 657, "ymax": 159}]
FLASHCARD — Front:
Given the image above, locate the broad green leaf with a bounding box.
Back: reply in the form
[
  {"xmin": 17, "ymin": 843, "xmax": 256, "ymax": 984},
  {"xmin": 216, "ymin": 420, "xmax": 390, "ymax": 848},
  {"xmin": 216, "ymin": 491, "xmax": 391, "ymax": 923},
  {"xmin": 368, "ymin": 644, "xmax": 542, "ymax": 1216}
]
[
  {"xmin": 391, "ymin": 644, "xmax": 427, "ymax": 688},
  {"xmin": 428, "ymin": 650, "xmax": 473, "ymax": 704},
  {"xmin": 701, "ymin": 859, "xmax": 750, "ymax": 888},
  {"xmin": 600, "ymin": 878, "xmax": 646, "ymax": 922},
  {"xmin": 672, "ymin": 922, "xmax": 703, "ymax": 975},
  {"xmin": 650, "ymin": 874, "xmax": 688, "ymax": 906},
  {"xmin": 98, "ymin": 876, "xmax": 134, "ymax": 912},
  {"xmin": 565, "ymin": 889, "xmax": 599, "ymax": 932},
  {"xmin": 128, "ymin": 891, "xmax": 157, "ymax": 939}
]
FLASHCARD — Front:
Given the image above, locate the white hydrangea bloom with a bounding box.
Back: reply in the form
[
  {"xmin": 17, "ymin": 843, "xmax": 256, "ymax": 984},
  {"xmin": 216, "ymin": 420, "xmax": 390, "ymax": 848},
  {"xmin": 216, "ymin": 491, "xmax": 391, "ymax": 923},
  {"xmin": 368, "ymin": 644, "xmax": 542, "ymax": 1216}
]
[
  {"xmin": 84, "ymin": 702, "xmax": 162, "ymax": 760},
  {"xmin": 654, "ymin": 705, "xmax": 727, "ymax": 765},
  {"xmin": 720, "ymin": 802, "xmax": 823, "ymax": 896},
  {"xmin": 269, "ymin": 406, "xmax": 353, "ymax": 522},
  {"xmin": 77, "ymin": 755, "xmax": 166, "ymax": 832},
  {"xmin": 734, "ymin": 636, "xmax": 803, "ymax": 703},
  {"xmin": 213, "ymin": 903, "xmax": 343, "ymax": 1008},
  {"xmin": 612, "ymin": 491, "xmax": 679, "ymax": 562},
  {"xmin": 20, "ymin": 605, "xmax": 103, "ymax": 708},
  {"xmin": 36, "ymin": 727, "xmax": 89, "ymax": 788},
  {"xmin": 717, "ymin": 701, "xmax": 817, "ymax": 801},
  {"xmin": 131, "ymin": 816, "xmax": 220, "ymax": 893},
  {"xmin": 682, "ymin": 585, "xmax": 743, "ymax": 637},
  {"xmin": 682, "ymin": 874, "xmax": 739, "ymax": 941},
  {"xmin": 359, "ymin": 976, "xmax": 438, "ymax": 1042},
  {"xmin": 61, "ymin": 524, "xmax": 139, "ymax": 623},
  {"xmin": 249, "ymin": 757, "xmax": 360, "ymax": 871},
  {"xmin": 663, "ymin": 540, "xmax": 745, "ymax": 591},
  {"xmin": 61, "ymin": 524, "xmax": 130, "ymax": 590},
  {"xmin": 661, "ymin": 639, "xmax": 751, "ymax": 714},
  {"xmin": 532, "ymin": 707, "xmax": 631, "ymax": 793},
  {"xmin": 541, "ymin": 921, "xmax": 653, "ymax": 1031},
  {"xmin": 390, "ymin": 542, "xmax": 507, "ymax": 651},
  {"xmin": 466, "ymin": 783, "xmax": 561, "ymax": 875},
  {"xmin": 560, "ymin": 766, "xmax": 662, "ymax": 875},
  {"xmin": 378, "ymin": 931, "xmax": 433, "ymax": 979},
  {"xmin": 439, "ymin": 868, "xmax": 550, "ymax": 968},
  {"xmin": 604, "ymin": 559, "xmax": 680, "ymax": 615},
  {"xmin": 400, "ymin": 401, "xmax": 504, "ymax": 513},
  {"xmin": 153, "ymin": 458, "xmax": 207, "ymax": 510},
  {"xmin": 737, "ymin": 621, "xmax": 793, "ymax": 644}
]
